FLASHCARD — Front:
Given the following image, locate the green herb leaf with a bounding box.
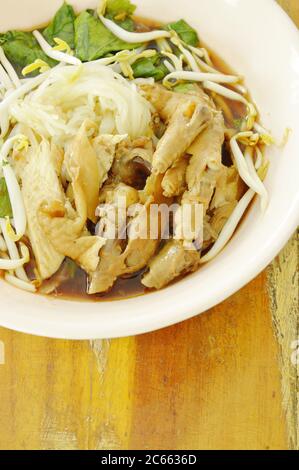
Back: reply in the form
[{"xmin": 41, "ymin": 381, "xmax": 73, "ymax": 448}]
[
  {"xmin": 166, "ymin": 19, "xmax": 199, "ymax": 46},
  {"xmin": 43, "ymin": 2, "xmax": 76, "ymax": 49},
  {"xmin": 132, "ymin": 53, "xmax": 168, "ymax": 81},
  {"xmin": 0, "ymin": 31, "xmax": 56, "ymax": 75},
  {"xmin": 0, "ymin": 177, "xmax": 12, "ymax": 218},
  {"xmin": 105, "ymin": 0, "xmax": 137, "ymax": 31},
  {"xmin": 107, "ymin": 15, "xmax": 135, "ymax": 32},
  {"xmin": 173, "ymin": 82, "xmax": 197, "ymax": 93},
  {"xmin": 106, "ymin": 0, "xmax": 137, "ymax": 18},
  {"xmin": 74, "ymin": 11, "xmax": 141, "ymax": 62}
]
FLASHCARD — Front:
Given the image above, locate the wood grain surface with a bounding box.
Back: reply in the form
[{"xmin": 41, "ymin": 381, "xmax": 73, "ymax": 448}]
[{"xmin": 0, "ymin": 0, "xmax": 298, "ymax": 451}]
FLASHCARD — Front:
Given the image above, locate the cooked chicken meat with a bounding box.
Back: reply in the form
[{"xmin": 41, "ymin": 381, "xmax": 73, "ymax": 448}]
[
  {"xmin": 141, "ymin": 84, "xmax": 212, "ymax": 174},
  {"xmin": 89, "ymin": 199, "xmax": 160, "ymax": 294},
  {"xmin": 142, "ymin": 240, "xmax": 201, "ymax": 290},
  {"xmin": 186, "ymin": 112, "xmax": 225, "ymax": 196},
  {"xmin": 162, "ymin": 155, "xmax": 189, "ymax": 197},
  {"xmin": 19, "ymin": 140, "xmax": 65, "ymax": 280}
]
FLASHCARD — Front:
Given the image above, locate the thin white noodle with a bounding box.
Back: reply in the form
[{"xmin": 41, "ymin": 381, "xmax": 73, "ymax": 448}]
[
  {"xmin": 0, "ymin": 71, "xmax": 51, "ymax": 136},
  {"xmin": 100, "ymin": 15, "xmax": 171, "ymax": 43},
  {"xmin": 0, "ymin": 70, "xmax": 51, "ymax": 113},
  {"xmin": 0, "ymin": 46, "xmax": 21, "ymax": 88},
  {"xmin": 33, "ymin": 30, "xmax": 81, "ymax": 66},
  {"xmin": 4, "ymin": 273, "xmax": 36, "ymax": 292}
]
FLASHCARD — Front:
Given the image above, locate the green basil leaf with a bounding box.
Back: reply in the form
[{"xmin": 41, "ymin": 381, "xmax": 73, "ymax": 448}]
[
  {"xmin": 0, "ymin": 31, "xmax": 56, "ymax": 76},
  {"xmin": 132, "ymin": 53, "xmax": 168, "ymax": 81},
  {"xmin": 43, "ymin": 2, "xmax": 76, "ymax": 49},
  {"xmin": 166, "ymin": 19, "xmax": 199, "ymax": 46},
  {"xmin": 75, "ymin": 11, "xmax": 141, "ymax": 62},
  {"xmin": 106, "ymin": 0, "xmax": 137, "ymax": 18}
]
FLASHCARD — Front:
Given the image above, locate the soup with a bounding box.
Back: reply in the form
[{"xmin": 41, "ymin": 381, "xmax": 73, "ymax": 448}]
[{"xmin": 0, "ymin": 0, "xmax": 271, "ymax": 301}]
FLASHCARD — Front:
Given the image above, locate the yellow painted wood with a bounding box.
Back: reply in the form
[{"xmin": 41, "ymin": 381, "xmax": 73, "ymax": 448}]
[
  {"xmin": 0, "ymin": 0, "xmax": 297, "ymax": 451},
  {"xmin": 267, "ymin": 232, "xmax": 299, "ymax": 449}
]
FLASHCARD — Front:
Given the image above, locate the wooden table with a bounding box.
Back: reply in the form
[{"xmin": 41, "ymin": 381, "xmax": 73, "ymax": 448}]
[{"xmin": 0, "ymin": 0, "xmax": 298, "ymax": 451}]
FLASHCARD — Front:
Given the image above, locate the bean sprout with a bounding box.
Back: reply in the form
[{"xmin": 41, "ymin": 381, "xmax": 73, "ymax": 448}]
[
  {"xmin": 100, "ymin": 15, "xmax": 171, "ymax": 43},
  {"xmin": 4, "ymin": 273, "xmax": 36, "ymax": 292},
  {"xmin": 200, "ymin": 188, "xmax": 255, "ymax": 264},
  {"xmin": 0, "ymin": 46, "xmax": 21, "ymax": 88},
  {"xmin": 33, "ymin": 31, "xmax": 81, "ymax": 66},
  {"xmin": 230, "ymin": 132, "xmax": 266, "ymax": 197},
  {"xmin": 163, "ymin": 71, "xmax": 240, "ymax": 88},
  {"xmin": 0, "ymin": 243, "xmax": 29, "ymax": 270},
  {"xmin": 0, "ymin": 218, "xmax": 28, "ymax": 281}
]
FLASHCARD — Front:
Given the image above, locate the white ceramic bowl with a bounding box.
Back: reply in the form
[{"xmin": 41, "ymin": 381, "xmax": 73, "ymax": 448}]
[{"xmin": 0, "ymin": 0, "xmax": 298, "ymax": 339}]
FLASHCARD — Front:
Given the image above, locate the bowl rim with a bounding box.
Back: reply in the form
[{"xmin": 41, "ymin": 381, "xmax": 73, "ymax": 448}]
[{"xmin": 0, "ymin": 0, "xmax": 299, "ymax": 340}]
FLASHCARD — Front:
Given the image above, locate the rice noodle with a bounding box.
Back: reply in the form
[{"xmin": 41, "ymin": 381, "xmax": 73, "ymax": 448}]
[
  {"xmin": 99, "ymin": 15, "xmax": 171, "ymax": 43},
  {"xmin": 0, "ymin": 70, "xmax": 52, "ymax": 136},
  {"xmin": 9, "ymin": 64, "xmax": 152, "ymax": 141}
]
